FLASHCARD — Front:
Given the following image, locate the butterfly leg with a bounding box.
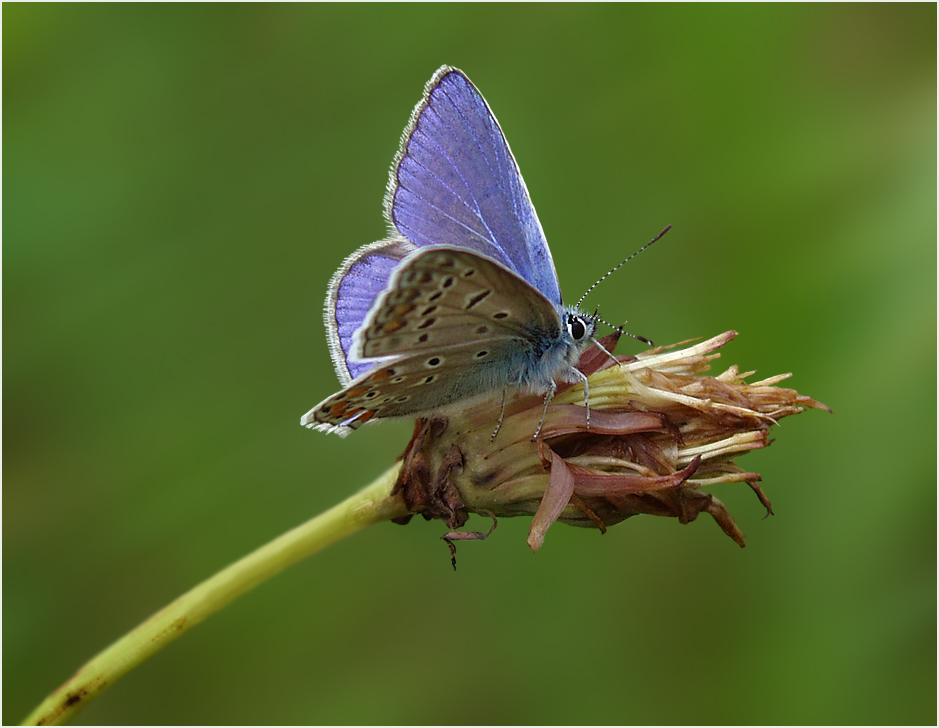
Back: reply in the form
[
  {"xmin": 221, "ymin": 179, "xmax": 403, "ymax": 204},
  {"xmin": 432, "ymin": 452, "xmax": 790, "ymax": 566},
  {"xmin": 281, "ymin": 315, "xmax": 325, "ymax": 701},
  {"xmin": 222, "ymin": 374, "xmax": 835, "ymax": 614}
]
[
  {"xmin": 592, "ymin": 338, "xmax": 622, "ymax": 369},
  {"xmin": 571, "ymin": 366, "xmax": 591, "ymax": 431},
  {"xmin": 490, "ymin": 386, "xmax": 509, "ymax": 442},
  {"xmin": 532, "ymin": 380, "xmax": 558, "ymax": 440}
]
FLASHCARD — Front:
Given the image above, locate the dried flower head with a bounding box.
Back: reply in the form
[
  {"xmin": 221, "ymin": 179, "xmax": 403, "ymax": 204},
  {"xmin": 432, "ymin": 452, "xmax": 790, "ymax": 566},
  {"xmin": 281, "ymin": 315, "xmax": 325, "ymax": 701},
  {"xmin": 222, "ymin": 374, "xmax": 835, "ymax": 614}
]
[{"xmin": 392, "ymin": 331, "xmax": 830, "ymax": 560}]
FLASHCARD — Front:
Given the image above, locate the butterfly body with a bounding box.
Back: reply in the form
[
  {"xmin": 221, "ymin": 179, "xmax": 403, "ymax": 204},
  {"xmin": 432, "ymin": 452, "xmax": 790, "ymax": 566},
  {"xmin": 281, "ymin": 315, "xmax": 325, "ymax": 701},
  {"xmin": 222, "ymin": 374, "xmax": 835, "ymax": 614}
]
[
  {"xmin": 302, "ymin": 66, "xmax": 601, "ymax": 436},
  {"xmin": 303, "ymin": 246, "xmax": 597, "ymax": 434}
]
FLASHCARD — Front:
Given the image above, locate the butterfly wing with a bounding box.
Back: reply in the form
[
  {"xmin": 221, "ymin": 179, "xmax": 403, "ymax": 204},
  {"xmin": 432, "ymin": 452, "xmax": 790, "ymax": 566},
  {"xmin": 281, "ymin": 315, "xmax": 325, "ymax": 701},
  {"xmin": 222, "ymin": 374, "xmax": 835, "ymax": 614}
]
[
  {"xmin": 317, "ymin": 66, "xmax": 563, "ymax": 425},
  {"xmin": 386, "ymin": 66, "xmax": 562, "ymax": 307},
  {"xmin": 302, "ymin": 248, "xmax": 563, "ymax": 435},
  {"xmin": 303, "ymin": 338, "xmax": 538, "ymax": 435},
  {"xmin": 324, "ymin": 237, "xmax": 416, "ymax": 385},
  {"xmin": 352, "ymin": 247, "xmax": 561, "ymax": 361}
]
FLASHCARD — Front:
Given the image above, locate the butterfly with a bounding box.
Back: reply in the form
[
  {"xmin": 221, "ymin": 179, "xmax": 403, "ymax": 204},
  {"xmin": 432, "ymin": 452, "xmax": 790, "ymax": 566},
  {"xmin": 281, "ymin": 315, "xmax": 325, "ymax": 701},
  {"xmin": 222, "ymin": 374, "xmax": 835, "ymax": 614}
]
[{"xmin": 301, "ymin": 66, "xmax": 607, "ymax": 437}]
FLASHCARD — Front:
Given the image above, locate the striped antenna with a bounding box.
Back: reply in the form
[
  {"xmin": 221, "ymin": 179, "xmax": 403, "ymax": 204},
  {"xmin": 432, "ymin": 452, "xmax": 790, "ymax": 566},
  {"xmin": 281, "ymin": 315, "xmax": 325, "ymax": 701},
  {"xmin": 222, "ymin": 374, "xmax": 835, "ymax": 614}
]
[
  {"xmin": 593, "ymin": 310, "xmax": 654, "ymax": 346},
  {"xmin": 576, "ymin": 225, "xmax": 672, "ymax": 309}
]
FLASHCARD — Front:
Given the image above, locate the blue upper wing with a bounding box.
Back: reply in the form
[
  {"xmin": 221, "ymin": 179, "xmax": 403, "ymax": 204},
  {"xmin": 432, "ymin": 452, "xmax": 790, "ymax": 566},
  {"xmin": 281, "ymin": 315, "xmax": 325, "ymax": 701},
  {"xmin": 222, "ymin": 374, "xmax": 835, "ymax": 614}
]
[
  {"xmin": 385, "ymin": 66, "xmax": 562, "ymax": 306},
  {"xmin": 324, "ymin": 237, "xmax": 415, "ymax": 385}
]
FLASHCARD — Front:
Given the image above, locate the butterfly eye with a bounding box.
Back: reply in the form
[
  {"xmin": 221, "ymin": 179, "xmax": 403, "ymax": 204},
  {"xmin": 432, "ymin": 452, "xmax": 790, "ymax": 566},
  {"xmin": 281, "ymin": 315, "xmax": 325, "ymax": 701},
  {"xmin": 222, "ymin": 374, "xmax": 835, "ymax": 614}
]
[{"xmin": 568, "ymin": 315, "xmax": 587, "ymax": 341}]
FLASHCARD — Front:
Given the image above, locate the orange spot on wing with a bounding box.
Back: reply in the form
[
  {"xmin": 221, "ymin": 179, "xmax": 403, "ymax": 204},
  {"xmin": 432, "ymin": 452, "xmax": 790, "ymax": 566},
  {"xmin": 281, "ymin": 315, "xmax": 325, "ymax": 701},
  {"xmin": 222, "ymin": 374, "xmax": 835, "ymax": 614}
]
[
  {"xmin": 327, "ymin": 401, "xmax": 350, "ymax": 417},
  {"xmin": 339, "ymin": 408, "xmax": 376, "ymax": 428}
]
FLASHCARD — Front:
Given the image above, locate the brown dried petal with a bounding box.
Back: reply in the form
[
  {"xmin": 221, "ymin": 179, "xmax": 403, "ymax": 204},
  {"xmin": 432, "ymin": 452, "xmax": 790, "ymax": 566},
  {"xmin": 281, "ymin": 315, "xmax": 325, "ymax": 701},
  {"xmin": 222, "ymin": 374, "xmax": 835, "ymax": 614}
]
[
  {"xmin": 568, "ymin": 455, "xmax": 701, "ymax": 497},
  {"xmin": 527, "ymin": 446, "xmax": 577, "ymax": 553}
]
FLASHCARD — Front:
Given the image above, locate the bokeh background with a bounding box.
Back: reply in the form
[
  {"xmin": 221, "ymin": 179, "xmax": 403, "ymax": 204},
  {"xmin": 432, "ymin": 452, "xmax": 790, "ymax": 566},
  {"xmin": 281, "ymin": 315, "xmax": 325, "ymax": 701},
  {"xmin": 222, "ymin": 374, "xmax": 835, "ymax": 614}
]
[{"xmin": 4, "ymin": 4, "xmax": 935, "ymax": 725}]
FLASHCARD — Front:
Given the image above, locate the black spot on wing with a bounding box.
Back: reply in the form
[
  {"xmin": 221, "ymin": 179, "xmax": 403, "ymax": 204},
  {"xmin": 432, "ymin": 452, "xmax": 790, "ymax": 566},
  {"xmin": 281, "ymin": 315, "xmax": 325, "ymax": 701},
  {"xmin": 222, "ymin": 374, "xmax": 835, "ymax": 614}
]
[{"xmin": 465, "ymin": 289, "xmax": 492, "ymax": 309}]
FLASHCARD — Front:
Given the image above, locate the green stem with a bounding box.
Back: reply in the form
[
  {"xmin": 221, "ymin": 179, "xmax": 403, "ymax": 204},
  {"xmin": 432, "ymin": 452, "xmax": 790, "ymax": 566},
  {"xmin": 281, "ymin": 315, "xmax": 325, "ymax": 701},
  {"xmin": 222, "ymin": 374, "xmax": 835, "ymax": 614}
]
[{"xmin": 22, "ymin": 463, "xmax": 407, "ymax": 726}]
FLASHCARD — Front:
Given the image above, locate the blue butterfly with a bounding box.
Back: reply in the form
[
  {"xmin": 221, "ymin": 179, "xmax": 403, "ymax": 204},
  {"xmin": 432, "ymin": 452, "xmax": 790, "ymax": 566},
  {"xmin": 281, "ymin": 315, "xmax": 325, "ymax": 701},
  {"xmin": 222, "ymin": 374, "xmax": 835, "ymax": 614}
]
[{"xmin": 302, "ymin": 66, "xmax": 603, "ymax": 437}]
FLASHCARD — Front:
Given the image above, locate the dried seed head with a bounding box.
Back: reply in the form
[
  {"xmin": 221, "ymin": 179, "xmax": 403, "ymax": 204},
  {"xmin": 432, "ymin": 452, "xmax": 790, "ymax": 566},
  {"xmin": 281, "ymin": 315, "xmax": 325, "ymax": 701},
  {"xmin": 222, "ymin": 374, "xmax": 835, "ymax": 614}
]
[{"xmin": 392, "ymin": 331, "xmax": 830, "ymax": 555}]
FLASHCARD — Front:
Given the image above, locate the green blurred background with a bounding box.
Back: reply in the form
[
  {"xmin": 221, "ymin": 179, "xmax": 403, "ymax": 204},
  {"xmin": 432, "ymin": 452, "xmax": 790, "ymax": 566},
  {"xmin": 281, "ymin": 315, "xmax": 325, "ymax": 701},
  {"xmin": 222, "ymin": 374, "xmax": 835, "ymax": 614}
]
[{"xmin": 4, "ymin": 4, "xmax": 935, "ymax": 725}]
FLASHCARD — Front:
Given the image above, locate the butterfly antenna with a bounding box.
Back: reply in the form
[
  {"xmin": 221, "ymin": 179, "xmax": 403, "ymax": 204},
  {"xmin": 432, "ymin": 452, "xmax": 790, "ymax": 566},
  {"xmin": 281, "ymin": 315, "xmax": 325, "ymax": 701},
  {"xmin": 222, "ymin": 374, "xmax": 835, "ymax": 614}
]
[
  {"xmin": 592, "ymin": 305, "xmax": 616, "ymax": 332},
  {"xmin": 575, "ymin": 225, "xmax": 672, "ymax": 309},
  {"xmin": 592, "ymin": 306, "xmax": 655, "ymax": 347}
]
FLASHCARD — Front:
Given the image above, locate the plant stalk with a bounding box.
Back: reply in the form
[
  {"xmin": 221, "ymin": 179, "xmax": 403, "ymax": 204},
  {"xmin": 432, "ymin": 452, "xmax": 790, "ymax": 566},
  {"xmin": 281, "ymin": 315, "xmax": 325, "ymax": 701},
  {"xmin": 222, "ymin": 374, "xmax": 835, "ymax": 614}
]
[{"xmin": 22, "ymin": 463, "xmax": 406, "ymax": 726}]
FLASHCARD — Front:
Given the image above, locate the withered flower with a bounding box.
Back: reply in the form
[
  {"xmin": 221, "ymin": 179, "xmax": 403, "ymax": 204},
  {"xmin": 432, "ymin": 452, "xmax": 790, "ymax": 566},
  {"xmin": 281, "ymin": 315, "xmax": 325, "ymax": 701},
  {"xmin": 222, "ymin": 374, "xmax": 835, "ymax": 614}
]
[{"xmin": 393, "ymin": 330, "xmax": 830, "ymax": 558}]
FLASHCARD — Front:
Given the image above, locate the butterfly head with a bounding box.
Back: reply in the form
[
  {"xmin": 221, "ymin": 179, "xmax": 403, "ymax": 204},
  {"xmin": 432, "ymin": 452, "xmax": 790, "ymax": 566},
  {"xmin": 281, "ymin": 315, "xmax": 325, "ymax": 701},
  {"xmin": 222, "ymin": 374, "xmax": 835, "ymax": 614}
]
[{"xmin": 564, "ymin": 309, "xmax": 597, "ymax": 346}]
